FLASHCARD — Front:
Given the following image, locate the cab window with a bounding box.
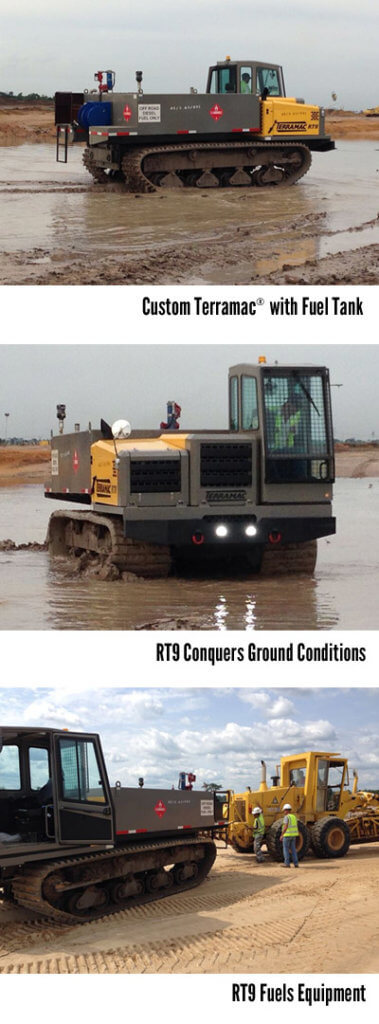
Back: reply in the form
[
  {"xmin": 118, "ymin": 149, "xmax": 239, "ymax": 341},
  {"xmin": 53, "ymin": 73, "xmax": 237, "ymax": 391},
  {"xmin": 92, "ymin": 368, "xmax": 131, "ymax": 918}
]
[
  {"xmin": 240, "ymin": 66, "xmax": 252, "ymax": 94},
  {"xmin": 29, "ymin": 747, "xmax": 50, "ymax": 791},
  {"xmin": 230, "ymin": 376, "xmax": 239, "ymax": 431},
  {"xmin": 289, "ymin": 767, "xmax": 306, "ymax": 786},
  {"xmin": 0, "ymin": 745, "xmax": 21, "ymax": 790},
  {"xmin": 257, "ymin": 67, "xmax": 281, "ymax": 96},
  {"xmin": 59, "ymin": 738, "xmax": 106, "ymax": 803},
  {"xmin": 241, "ymin": 376, "xmax": 258, "ymax": 430},
  {"xmin": 209, "ymin": 66, "xmax": 237, "ymax": 94}
]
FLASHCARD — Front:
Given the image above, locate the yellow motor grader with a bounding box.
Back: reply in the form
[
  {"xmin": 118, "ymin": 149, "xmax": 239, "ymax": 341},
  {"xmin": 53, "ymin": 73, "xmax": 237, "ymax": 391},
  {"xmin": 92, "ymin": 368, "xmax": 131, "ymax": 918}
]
[{"xmin": 226, "ymin": 751, "xmax": 379, "ymax": 860}]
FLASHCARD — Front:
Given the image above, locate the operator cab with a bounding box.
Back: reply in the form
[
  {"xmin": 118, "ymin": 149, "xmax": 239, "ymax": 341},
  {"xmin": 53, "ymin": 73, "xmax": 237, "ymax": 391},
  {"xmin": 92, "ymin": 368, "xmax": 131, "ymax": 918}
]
[
  {"xmin": 0, "ymin": 727, "xmax": 114, "ymax": 849},
  {"xmin": 228, "ymin": 363, "xmax": 335, "ymax": 487},
  {"xmin": 0, "ymin": 729, "xmax": 54, "ymax": 844},
  {"xmin": 206, "ymin": 59, "xmax": 285, "ymax": 98}
]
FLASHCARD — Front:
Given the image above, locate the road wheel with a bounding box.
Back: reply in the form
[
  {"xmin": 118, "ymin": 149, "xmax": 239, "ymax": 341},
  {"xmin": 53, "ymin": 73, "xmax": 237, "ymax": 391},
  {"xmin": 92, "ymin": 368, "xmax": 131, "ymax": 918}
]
[{"xmin": 310, "ymin": 817, "xmax": 350, "ymax": 858}]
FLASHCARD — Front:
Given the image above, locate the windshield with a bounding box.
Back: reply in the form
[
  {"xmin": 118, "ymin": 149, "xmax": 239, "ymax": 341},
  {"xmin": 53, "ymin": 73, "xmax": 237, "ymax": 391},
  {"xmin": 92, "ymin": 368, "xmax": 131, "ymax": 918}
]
[{"xmin": 263, "ymin": 370, "xmax": 333, "ymax": 484}]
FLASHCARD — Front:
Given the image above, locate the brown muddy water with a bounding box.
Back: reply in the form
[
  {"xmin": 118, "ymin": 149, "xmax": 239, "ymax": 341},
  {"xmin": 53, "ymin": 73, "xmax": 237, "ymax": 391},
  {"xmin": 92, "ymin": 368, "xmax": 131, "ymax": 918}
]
[
  {"xmin": 0, "ymin": 479, "xmax": 378, "ymax": 630},
  {"xmin": 0, "ymin": 141, "xmax": 378, "ymax": 282}
]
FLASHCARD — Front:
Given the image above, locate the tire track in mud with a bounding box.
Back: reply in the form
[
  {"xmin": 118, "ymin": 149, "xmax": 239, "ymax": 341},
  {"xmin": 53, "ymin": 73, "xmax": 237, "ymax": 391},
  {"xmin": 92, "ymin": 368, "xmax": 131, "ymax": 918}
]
[
  {"xmin": 0, "ymin": 916, "xmax": 304, "ymax": 974},
  {"xmin": 2, "ymin": 852, "xmax": 379, "ymax": 974},
  {"xmin": 0, "ymin": 873, "xmax": 257, "ymax": 958}
]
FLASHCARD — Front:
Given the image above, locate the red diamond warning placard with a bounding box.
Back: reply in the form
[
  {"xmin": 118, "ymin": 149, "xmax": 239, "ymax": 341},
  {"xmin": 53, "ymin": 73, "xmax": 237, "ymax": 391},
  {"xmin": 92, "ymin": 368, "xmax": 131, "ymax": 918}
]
[
  {"xmin": 123, "ymin": 105, "xmax": 132, "ymax": 121},
  {"xmin": 73, "ymin": 449, "xmax": 79, "ymax": 473},
  {"xmin": 154, "ymin": 800, "xmax": 167, "ymax": 818},
  {"xmin": 209, "ymin": 104, "xmax": 223, "ymax": 121}
]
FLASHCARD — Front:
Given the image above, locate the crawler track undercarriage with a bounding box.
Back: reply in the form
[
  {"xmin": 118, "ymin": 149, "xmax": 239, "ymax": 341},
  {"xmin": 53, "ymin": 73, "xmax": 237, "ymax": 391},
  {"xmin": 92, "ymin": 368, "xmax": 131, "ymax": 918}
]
[
  {"xmin": 47, "ymin": 511, "xmax": 318, "ymax": 577},
  {"xmin": 10, "ymin": 837, "xmax": 217, "ymax": 924},
  {"xmin": 83, "ymin": 141, "xmax": 312, "ymax": 191},
  {"xmin": 47, "ymin": 510, "xmax": 171, "ymax": 577}
]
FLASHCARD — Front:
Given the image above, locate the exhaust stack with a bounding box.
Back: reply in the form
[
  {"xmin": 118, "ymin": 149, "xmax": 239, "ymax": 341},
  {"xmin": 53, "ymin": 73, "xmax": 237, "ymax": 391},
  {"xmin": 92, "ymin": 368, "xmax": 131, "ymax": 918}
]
[{"xmin": 259, "ymin": 759, "xmax": 268, "ymax": 792}]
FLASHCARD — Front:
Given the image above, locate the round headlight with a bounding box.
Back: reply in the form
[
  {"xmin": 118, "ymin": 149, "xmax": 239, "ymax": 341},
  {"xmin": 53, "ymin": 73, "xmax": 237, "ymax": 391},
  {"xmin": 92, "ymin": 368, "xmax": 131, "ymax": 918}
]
[{"xmin": 215, "ymin": 524, "xmax": 228, "ymax": 538}]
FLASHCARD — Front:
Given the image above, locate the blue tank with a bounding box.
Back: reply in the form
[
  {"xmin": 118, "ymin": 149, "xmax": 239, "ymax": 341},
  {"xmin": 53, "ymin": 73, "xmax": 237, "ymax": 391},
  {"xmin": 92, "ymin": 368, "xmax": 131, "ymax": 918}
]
[{"xmin": 77, "ymin": 102, "xmax": 112, "ymax": 130}]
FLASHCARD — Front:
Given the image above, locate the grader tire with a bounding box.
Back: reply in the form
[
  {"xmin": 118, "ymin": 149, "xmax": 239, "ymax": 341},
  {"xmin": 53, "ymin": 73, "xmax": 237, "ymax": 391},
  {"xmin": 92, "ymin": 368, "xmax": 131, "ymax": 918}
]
[
  {"xmin": 231, "ymin": 837, "xmax": 255, "ymax": 854},
  {"xmin": 266, "ymin": 820, "xmax": 284, "ymax": 861},
  {"xmin": 266, "ymin": 819, "xmax": 310, "ymax": 862},
  {"xmin": 310, "ymin": 817, "xmax": 350, "ymax": 859}
]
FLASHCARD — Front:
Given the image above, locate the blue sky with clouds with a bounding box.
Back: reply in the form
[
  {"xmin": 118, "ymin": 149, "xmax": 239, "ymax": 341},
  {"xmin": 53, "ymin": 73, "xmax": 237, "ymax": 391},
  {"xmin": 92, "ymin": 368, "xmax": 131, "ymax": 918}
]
[{"xmin": 1, "ymin": 687, "xmax": 378, "ymax": 791}]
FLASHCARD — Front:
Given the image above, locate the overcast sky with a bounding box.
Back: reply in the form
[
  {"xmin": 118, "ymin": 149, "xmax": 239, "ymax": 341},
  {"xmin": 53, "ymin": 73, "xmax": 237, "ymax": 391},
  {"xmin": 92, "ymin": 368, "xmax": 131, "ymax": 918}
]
[
  {"xmin": 1, "ymin": 0, "xmax": 378, "ymax": 109},
  {"xmin": 1, "ymin": 687, "xmax": 379, "ymax": 791},
  {"xmin": 1, "ymin": 344, "xmax": 378, "ymax": 441}
]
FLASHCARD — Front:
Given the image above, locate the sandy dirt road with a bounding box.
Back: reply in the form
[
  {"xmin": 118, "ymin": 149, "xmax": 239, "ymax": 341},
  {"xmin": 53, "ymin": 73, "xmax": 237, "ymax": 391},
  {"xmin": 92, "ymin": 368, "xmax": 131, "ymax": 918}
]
[{"xmin": 1, "ymin": 844, "xmax": 378, "ymax": 974}]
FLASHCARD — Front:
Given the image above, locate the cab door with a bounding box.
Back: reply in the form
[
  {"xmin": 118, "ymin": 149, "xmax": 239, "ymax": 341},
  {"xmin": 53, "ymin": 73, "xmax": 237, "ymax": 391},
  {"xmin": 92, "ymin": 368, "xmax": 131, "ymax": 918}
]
[{"xmin": 53, "ymin": 732, "xmax": 114, "ymax": 844}]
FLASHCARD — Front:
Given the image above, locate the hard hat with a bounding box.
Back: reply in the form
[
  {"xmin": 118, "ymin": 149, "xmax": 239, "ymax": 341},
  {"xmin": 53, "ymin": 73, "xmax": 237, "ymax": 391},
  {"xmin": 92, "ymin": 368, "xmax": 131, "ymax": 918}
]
[
  {"xmin": 253, "ymin": 806, "xmax": 262, "ymax": 814},
  {"xmin": 283, "ymin": 803, "xmax": 292, "ymax": 811}
]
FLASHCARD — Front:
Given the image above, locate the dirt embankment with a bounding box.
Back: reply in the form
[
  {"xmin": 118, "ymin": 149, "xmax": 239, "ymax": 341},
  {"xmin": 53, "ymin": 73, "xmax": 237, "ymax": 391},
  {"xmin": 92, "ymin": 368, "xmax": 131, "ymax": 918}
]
[
  {"xmin": 0, "ymin": 445, "xmax": 50, "ymax": 485},
  {"xmin": 1, "ymin": 843, "xmax": 378, "ymax": 974},
  {"xmin": 0, "ymin": 103, "xmax": 55, "ymax": 144},
  {"xmin": 1, "ymin": 443, "xmax": 378, "ymax": 487},
  {"xmin": 0, "ymin": 103, "xmax": 378, "ymax": 145},
  {"xmin": 335, "ymin": 444, "xmax": 379, "ymax": 478}
]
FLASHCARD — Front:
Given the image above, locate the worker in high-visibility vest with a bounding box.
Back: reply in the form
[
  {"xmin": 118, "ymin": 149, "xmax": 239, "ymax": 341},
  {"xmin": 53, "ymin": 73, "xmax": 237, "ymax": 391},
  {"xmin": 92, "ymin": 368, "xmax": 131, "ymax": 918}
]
[
  {"xmin": 252, "ymin": 805, "xmax": 265, "ymax": 863},
  {"xmin": 274, "ymin": 400, "xmax": 301, "ymax": 451},
  {"xmin": 280, "ymin": 803, "xmax": 299, "ymax": 868}
]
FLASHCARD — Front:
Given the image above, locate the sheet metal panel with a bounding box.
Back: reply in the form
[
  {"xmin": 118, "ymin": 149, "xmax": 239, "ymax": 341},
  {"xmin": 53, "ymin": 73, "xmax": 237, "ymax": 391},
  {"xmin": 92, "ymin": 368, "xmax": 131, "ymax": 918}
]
[{"xmin": 112, "ymin": 787, "xmax": 217, "ymax": 835}]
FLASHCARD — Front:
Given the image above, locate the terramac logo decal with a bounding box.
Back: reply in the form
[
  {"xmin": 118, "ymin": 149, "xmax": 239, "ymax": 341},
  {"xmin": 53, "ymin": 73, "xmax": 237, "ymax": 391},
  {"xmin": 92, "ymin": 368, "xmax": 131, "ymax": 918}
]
[
  {"xmin": 96, "ymin": 480, "xmax": 112, "ymax": 497},
  {"xmin": 276, "ymin": 121, "xmax": 307, "ymax": 132},
  {"xmin": 206, "ymin": 490, "xmax": 247, "ymax": 502}
]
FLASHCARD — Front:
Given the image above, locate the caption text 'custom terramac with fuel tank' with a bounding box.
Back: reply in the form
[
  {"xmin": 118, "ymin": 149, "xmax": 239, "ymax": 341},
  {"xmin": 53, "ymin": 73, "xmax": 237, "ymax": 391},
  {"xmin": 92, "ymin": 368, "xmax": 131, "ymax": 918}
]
[
  {"xmin": 55, "ymin": 58, "xmax": 334, "ymax": 190},
  {"xmin": 44, "ymin": 360, "xmax": 336, "ymax": 578}
]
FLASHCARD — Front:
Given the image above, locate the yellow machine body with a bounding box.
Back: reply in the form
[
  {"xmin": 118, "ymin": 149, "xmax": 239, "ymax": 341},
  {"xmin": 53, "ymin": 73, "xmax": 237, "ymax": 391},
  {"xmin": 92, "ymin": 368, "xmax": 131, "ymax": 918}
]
[
  {"xmin": 91, "ymin": 434, "xmax": 189, "ymax": 506},
  {"xmin": 227, "ymin": 751, "xmax": 379, "ymax": 853},
  {"xmin": 260, "ymin": 98, "xmax": 320, "ymax": 137}
]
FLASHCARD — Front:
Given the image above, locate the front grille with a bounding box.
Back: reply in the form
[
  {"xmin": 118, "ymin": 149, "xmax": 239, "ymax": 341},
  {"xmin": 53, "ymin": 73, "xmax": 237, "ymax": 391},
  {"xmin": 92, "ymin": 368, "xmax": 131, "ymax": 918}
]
[
  {"xmin": 130, "ymin": 459, "xmax": 181, "ymax": 493},
  {"xmin": 200, "ymin": 443, "xmax": 252, "ymax": 488}
]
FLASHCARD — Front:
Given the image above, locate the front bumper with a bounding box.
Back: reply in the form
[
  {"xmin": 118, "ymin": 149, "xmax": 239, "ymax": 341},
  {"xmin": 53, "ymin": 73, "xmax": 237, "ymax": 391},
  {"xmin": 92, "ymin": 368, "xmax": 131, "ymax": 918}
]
[{"xmin": 121, "ymin": 515, "xmax": 336, "ymax": 547}]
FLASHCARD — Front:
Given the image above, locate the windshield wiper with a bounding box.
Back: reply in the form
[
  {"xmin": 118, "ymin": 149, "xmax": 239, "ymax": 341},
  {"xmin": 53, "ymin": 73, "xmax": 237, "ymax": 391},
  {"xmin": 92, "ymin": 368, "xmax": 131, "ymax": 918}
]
[{"xmin": 292, "ymin": 372, "xmax": 320, "ymax": 415}]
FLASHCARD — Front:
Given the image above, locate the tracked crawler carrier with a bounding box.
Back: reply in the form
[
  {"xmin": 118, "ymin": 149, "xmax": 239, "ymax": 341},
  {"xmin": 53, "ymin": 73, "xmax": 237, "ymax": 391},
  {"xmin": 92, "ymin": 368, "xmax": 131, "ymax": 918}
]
[
  {"xmin": 44, "ymin": 361, "xmax": 336, "ymax": 577},
  {"xmin": 227, "ymin": 752, "xmax": 379, "ymax": 860},
  {"xmin": 0, "ymin": 727, "xmax": 223, "ymax": 923},
  {"xmin": 55, "ymin": 58, "xmax": 334, "ymax": 190}
]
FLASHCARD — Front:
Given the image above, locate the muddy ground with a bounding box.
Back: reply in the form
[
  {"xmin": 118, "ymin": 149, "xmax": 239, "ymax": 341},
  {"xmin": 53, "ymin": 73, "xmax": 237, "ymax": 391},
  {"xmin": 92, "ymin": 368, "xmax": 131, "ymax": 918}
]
[
  {"xmin": 1, "ymin": 843, "xmax": 378, "ymax": 974},
  {"xmin": 1, "ymin": 105, "xmax": 378, "ymax": 286},
  {"xmin": 1, "ymin": 444, "xmax": 378, "ymax": 487}
]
